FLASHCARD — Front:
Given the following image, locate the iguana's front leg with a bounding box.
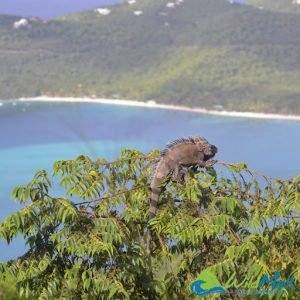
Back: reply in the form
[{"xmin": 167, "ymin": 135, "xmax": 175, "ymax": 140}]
[
  {"xmin": 204, "ymin": 159, "xmax": 217, "ymax": 168},
  {"xmin": 196, "ymin": 159, "xmax": 217, "ymax": 168},
  {"xmin": 196, "ymin": 160, "xmax": 207, "ymax": 168}
]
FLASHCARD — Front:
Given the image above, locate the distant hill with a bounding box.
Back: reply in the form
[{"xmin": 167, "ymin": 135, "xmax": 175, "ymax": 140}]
[{"xmin": 0, "ymin": 0, "xmax": 300, "ymax": 114}]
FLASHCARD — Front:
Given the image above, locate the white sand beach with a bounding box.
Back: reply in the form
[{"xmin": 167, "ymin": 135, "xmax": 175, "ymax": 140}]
[{"xmin": 17, "ymin": 96, "xmax": 300, "ymax": 121}]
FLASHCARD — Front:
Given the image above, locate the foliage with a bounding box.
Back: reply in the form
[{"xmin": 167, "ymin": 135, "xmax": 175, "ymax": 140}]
[
  {"xmin": 0, "ymin": 149, "xmax": 299, "ymax": 299},
  {"xmin": 0, "ymin": 0, "xmax": 300, "ymax": 114},
  {"xmin": 0, "ymin": 277, "xmax": 20, "ymax": 300}
]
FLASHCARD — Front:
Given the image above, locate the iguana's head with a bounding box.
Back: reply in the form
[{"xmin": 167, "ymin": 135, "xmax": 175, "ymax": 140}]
[
  {"xmin": 192, "ymin": 136, "xmax": 218, "ymax": 160},
  {"xmin": 204, "ymin": 143, "xmax": 218, "ymax": 159}
]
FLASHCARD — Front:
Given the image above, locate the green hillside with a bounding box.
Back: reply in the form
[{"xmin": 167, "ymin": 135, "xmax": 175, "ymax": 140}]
[{"xmin": 0, "ymin": 0, "xmax": 300, "ymax": 114}]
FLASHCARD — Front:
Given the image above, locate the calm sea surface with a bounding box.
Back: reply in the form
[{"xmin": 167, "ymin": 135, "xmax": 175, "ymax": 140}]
[{"xmin": 0, "ymin": 100, "xmax": 299, "ymax": 261}]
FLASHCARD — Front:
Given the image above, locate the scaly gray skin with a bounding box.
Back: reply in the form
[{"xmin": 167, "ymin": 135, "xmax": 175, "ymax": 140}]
[{"xmin": 146, "ymin": 136, "xmax": 218, "ymax": 254}]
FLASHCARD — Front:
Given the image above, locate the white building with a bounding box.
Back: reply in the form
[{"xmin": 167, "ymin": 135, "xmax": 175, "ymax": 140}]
[
  {"xmin": 133, "ymin": 10, "xmax": 143, "ymax": 16},
  {"xmin": 128, "ymin": 0, "xmax": 136, "ymax": 4},
  {"xmin": 13, "ymin": 18, "xmax": 29, "ymax": 29},
  {"xmin": 95, "ymin": 8, "xmax": 111, "ymax": 15},
  {"xmin": 166, "ymin": 2, "xmax": 176, "ymax": 8},
  {"xmin": 292, "ymin": 0, "xmax": 300, "ymax": 4}
]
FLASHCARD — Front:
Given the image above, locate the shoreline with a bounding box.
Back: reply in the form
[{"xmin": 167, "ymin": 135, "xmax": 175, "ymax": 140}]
[{"xmin": 14, "ymin": 96, "xmax": 300, "ymax": 121}]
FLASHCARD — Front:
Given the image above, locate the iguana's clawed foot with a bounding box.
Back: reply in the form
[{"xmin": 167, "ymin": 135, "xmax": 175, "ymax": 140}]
[{"xmin": 205, "ymin": 160, "xmax": 217, "ymax": 168}]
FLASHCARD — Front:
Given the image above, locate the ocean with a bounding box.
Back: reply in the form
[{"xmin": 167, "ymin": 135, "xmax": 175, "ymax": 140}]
[{"xmin": 0, "ymin": 100, "xmax": 299, "ymax": 261}]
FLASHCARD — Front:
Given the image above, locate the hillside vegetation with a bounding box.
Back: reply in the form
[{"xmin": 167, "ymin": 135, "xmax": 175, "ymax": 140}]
[{"xmin": 0, "ymin": 0, "xmax": 300, "ymax": 114}]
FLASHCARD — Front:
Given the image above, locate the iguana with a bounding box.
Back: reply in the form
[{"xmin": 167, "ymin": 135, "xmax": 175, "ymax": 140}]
[{"xmin": 146, "ymin": 136, "xmax": 218, "ymax": 254}]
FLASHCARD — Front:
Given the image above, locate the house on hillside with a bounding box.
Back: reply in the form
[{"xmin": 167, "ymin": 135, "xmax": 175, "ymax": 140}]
[
  {"xmin": 95, "ymin": 8, "xmax": 111, "ymax": 16},
  {"xmin": 134, "ymin": 10, "xmax": 143, "ymax": 16},
  {"xmin": 228, "ymin": 0, "xmax": 245, "ymax": 4},
  {"xmin": 166, "ymin": 2, "xmax": 176, "ymax": 8},
  {"xmin": 13, "ymin": 18, "xmax": 29, "ymax": 29}
]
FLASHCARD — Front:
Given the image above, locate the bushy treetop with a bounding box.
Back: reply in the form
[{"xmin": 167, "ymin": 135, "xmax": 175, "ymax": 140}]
[{"xmin": 0, "ymin": 149, "xmax": 299, "ymax": 299}]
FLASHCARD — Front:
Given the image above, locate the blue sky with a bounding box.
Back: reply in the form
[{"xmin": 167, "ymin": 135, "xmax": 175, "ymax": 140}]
[{"xmin": 0, "ymin": 0, "xmax": 124, "ymax": 18}]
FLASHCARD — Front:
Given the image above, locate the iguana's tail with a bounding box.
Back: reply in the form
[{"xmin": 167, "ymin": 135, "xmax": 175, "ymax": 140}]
[
  {"xmin": 146, "ymin": 186, "xmax": 160, "ymax": 256},
  {"xmin": 149, "ymin": 186, "xmax": 160, "ymax": 219}
]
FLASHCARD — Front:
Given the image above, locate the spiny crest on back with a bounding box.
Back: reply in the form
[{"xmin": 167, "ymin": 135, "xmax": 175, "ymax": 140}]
[{"xmin": 160, "ymin": 136, "xmax": 208, "ymax": 157}]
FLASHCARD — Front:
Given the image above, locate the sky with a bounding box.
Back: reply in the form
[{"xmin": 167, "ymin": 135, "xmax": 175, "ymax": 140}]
[{"xmin": 0, "ymin": 0, "xmax": 124, "ymax": 19}]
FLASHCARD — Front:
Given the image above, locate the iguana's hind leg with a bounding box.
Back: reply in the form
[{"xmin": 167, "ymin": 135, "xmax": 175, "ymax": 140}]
[{"xmin": 172, "ymin": 165, "xmax": 186, "ymax": 184}]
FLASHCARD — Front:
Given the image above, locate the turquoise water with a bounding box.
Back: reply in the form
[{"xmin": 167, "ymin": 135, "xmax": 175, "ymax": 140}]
[{"xmin": 1, "ymin": 100, "xmax": 300, "ymax": 260}]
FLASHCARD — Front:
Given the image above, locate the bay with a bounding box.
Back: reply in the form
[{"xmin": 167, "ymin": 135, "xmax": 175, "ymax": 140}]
[{"xmin": 0, "ymin": 100, "xmax": 299, "ymax": 261}]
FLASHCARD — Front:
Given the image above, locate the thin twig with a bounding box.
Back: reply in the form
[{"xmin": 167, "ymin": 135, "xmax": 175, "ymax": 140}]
[
  {"xmin": 96, "ymin": 154, "xmax": 158, "ymax": 167},
  {"xmin": 215, "ymin": 160, "xmax": 290, "ymax": 182},
  {"xmin": 74, "ymin": 184, "xmax": 149, "ymax": 206}
]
